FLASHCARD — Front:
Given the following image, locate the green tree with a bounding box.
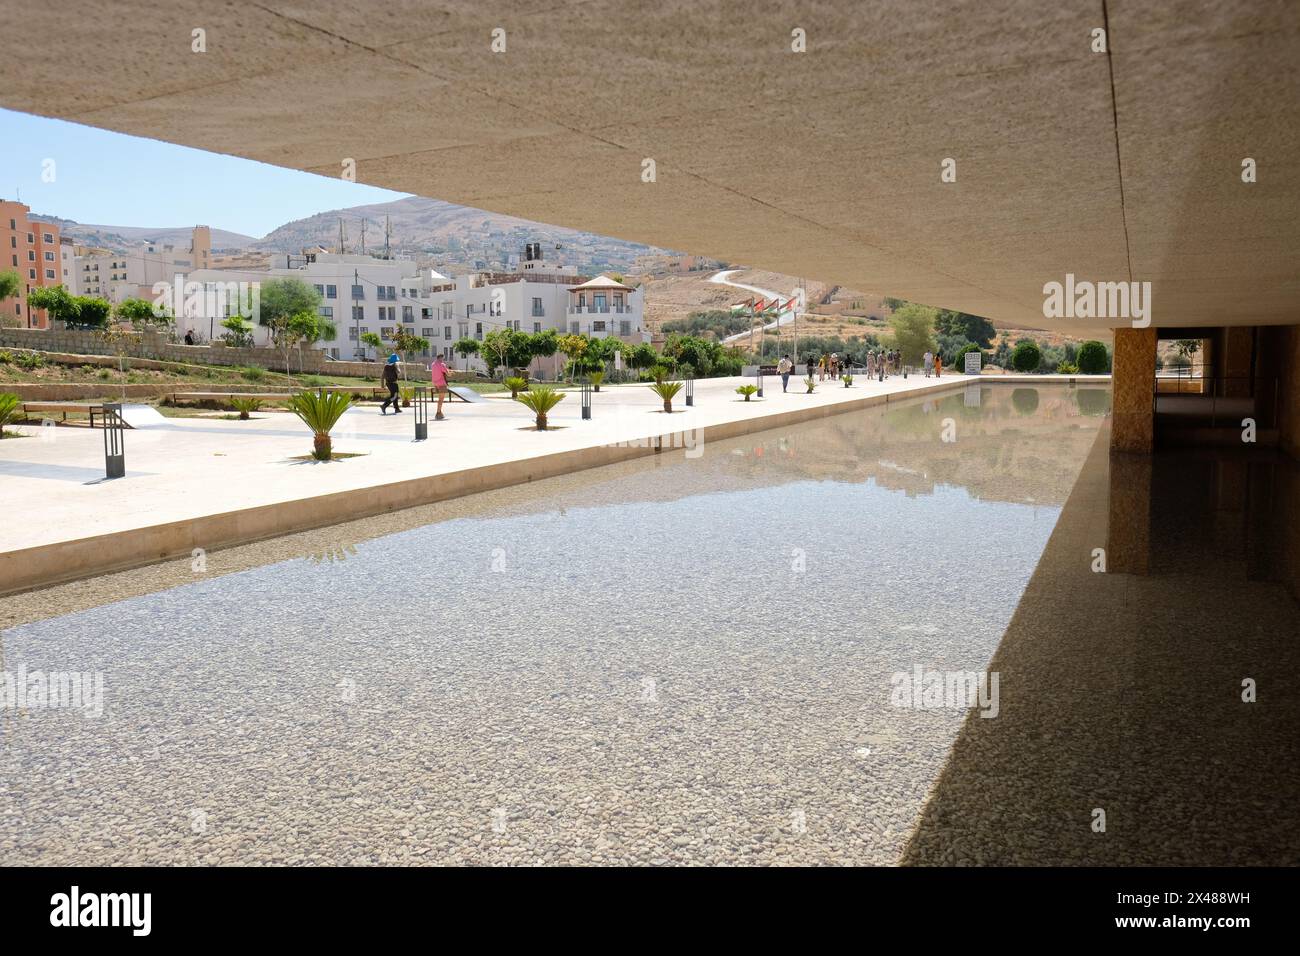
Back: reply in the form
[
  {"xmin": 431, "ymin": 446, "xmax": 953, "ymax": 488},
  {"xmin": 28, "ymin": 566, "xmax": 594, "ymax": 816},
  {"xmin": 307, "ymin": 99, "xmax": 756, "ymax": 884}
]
[
  {"xmin": 888, "ymin": 303, "xmax": 938, "ymax": 364},
  {"xmin": 0, "ymin": 271, "xmax": 19, "ymax": 315},
  {"xmin": 391, "ymin": 327, "xmax": 430, "ymax": 378},
  {"xmin": 29, "ymin": 285, "xmax": 107, "ymax": 328},
  {"xmin": 935, "ymin": 310, "xmax": 996, "ymax": 349},
  {"xmin": 269, "ymin": 310, "xmax": 336, "ymax": 378},
  {"xmin": 360, "ymin": 331, "xmax": 384, "ymax": 360},
  {"xmin": 453, "ymin": 336, "xmax": 480, "ymax": 371},
  {"xmin": 220, "ymin": 316, "xmax": 255, "ymax": 348},
  {"xmin": 257, "ymin": 277, "xmax": 322, "ymax": 328},
  {"xmin": 73, "ymin": 296, "xmax": 113, "ymax": 329},
  {"xmin": 115, "ymin": 296, "xmax": 172, "ymax": 332}
]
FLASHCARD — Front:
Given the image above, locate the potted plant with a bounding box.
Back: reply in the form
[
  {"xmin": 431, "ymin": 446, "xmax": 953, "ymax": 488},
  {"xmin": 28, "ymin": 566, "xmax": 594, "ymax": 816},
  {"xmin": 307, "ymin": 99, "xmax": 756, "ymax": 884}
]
[
  {"xmin": 650, "ymin": 380, "xmax": 684, "ymax": 413},
  {"xmin": 515, "ymin": 386, "xmax": 565, "ymax": 430},
  {"xmin": 735, "ymin": 384, "xmax": 758, "ymax": 401}
]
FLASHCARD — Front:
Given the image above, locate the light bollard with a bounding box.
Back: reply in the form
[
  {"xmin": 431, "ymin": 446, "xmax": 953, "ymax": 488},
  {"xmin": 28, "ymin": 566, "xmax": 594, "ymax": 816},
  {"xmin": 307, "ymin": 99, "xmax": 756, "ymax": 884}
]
[
  {"xmin": 581, "ymin": 380, "xmax": 592, "ymax": 420},
  {"xmin": 103, "ymin": 402, "xmax": 125, "ymax": 479},
  {"xmin": 413, "ymin": 386, "xmax": 428, "ymax": 440},
  {"xmin": 685, "ymin": 377, "xmax": 695, "ymax": 407},
  {"xmin": 756, "ymin": 369, "xmax": 764, "ymax": 398}
]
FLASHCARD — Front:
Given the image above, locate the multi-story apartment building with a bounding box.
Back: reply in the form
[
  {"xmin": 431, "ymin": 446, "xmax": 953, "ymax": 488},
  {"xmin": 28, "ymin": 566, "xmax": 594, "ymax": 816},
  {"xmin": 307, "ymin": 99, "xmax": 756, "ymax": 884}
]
[
  {"xmin": 75, "ymin": 225, "xmax": 229, "ymax": 304},
  {"xmin": 0, "ymin": 199, "xmax": 62, "ymax": 328},
  {"xmin": 174, "ymin": 244, "xmax": 649, "ymax": 374}
]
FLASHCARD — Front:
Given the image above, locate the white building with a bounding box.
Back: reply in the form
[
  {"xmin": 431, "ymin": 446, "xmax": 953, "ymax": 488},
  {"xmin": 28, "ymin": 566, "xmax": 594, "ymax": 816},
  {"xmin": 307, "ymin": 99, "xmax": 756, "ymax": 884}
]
[{"xmin": 173, "ymin": 244, "xmax": 649, "ymax": 374}]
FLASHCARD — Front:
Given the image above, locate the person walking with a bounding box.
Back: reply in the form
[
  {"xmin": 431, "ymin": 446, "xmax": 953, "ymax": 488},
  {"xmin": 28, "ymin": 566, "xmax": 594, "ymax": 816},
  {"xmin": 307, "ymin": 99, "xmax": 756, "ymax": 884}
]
[
  {"xmin": 806, "ymin": 356, "xmax": 815, "ymax": 378},
  {"xmin": 778, "ymin": 354, "xmax": 793, "ymax": 392},
  {"xmin": 430, "ymin": 353, "xmax": 450, "ymax": 419},
  {"xmin": 934, "ymin": 351, "xmax": 942, "ymax": 378},
  {"xmin": 818, "ymin": 353, "xmax": 827, "ymax": 382},
  {"xmin": 923, "ymin": 349, "xmax": 933, "ymax": 378},
  {"xmin": 380, "ymin": 353, "xmax": 403, "ymax": 414}
]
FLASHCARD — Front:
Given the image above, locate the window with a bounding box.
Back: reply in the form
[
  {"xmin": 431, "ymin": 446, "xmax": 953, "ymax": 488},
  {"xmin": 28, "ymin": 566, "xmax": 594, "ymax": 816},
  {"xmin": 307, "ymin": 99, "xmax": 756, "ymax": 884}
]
[
  {"xmin": 594, "ymin": 293, "xmax": 607, "ymax": 312},
  {"xmin": 352, "ymin": 306, "xmax": 364, "ymax": 322},
  {"xmin": 620, "ymin": 320, "xmax": 631, "ymax": 336},
  {"xmin": 474, "ymin": 322, "xmax": 482, "ymax": 339},
  {"xmin": 458, "ymin": 323, "xmax": 468, "ymax": 339},
  {"xmin": 421, "ymin": 328, "xmax": 436, "ymax": 338},
  {"xmin": 27, "ymin": 250, "xmax": 35, "ymax": 261},
  {"xmin": 613, "ymin": 293, "xmax": 624, "ymax": 311},
  {"xmin": 29, "ymin": 269, "xmax": 36, "ymax": 279},
  {"xmin": 351, "ymin": 284, "xmax": 364, "ymax": 299},
  {"xmin": 569, "ymin": 321, "xmax": 579, "ymax": 333},
  {"xmin": 382, "ymin": 306, "xmax": 395, "ymax": 322},
  {"xmin": 533, "ymin": 322, "xmax": 541, "ymax": 334},
  {"xmin": 45, "ymin": 269, "xmax": 54, "ymax": 280},
  {"xmin": 465, "ymin": 304, "xmax": 473, "ymax": 318},
  {"xmin": 26, "ymin": 233, "xmax": 33, "ymax": 243},
  {"xmin": 593, "ymin": 321, "xmax": 606, "ymax": 332},
  {"xmin": 348, "ymin": 327, "xmax": 359, "ymax": 341},
  {"xmin": 9, "ymin": 236, "xmax": 14, "ymax": 247},
  {"xmin": 319, "ymin": 307, "xmax": 333, "ymax": 318},
  {"xmin": 326, "ymin": 284, "xmax": 337, "ymax": 299},
  {"xmin": 532, "ymin": 297, "xmax": 544, "ymax": 316},
  {"xmin": 43, "ymin": 233, "xmax": 54, "ymax": 243},
  {"xmin": 444, "ymin": 326, "xmax": 451, "ymax": 340},
  {"xmin": 380, "ymin": 327, "xmax": 394, "ymax": 338},
  {"xmin": 402, "ymin": 306, "xmax": 414, "ymax": 323},
  {"xmin": 313, "ymin": 284, "xmax": 324, "ymax": 296},
  {"xmin": 44, "ymin": 251, "xmax": 55, "ymax": 261}
]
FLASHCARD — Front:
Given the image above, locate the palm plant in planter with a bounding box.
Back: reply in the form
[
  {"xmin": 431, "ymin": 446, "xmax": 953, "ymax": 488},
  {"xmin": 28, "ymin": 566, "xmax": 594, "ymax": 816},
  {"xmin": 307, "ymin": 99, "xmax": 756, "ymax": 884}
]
[
  {"xmin": 230, "ymin": 397, "xmax": 263, "ymax": 420},
  {"xmin": 650, "ymin": 380, "xmax": 684, "ymax": 413},
  {"xmin": 588, "ymin": 370, "xmax": 605, "ymax": 392},
  {"xmin": 736, "ymin": 384, "xmax": 759, "ymax": 402},
  {"xmin": 287, "ymin": 389, "xmax": 355, "ymax": 460},
  {"xmin": 842, "ymin": 374, "xmax": 854, "ymax": 388},
  {"xmin": 804, "ymin": 376, "xmax": 817, "ymax": 393},
  {"xmin": 504, "ymin": 376, "xmax": 528, "ymax": 399},
  {"xmin": 515, "ymin": 386, "xmax": 565, "ymax": 430}
]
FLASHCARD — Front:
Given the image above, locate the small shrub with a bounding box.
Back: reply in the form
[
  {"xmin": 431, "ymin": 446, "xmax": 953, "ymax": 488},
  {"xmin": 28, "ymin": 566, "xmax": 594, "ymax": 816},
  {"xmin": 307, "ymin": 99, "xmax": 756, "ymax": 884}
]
[
  {"xmin": 301, "ymin": 374, "xmax": 327, "ymax": 388},
  {"xmin": 1056, "ymin": 361, "xmax": 1080, "ymax": 374},
  {"xmin": 650, "ymin": 380, "xmax": 684, "ymax": 413},
  {"xmin": 1011, "ymin": 341, "xmax": 1042, "ymax": 373},
  {"xmin": 736, "ymin": 384, "xmax": 758, "ymax": 401},
  {"xmin": 804, "ymin": 375, "xmax": 816, "ymax": 393},
  {"xmin": 286, "ymin": 389, "xmax": 355, "ymax": 460},
  {"xmin": 15, "ymin": 352, "xmax": 45, "ymax": 370},
  {"xmin": 240, "ymin": 365, "xmax": 266, "ymax": 382},
  {"xmin": 230, "ymin": 397, "xmax": 263, "ymax": 420},
  {"xmin": 503, "ymin": 376, "xmax": 528, "ymax": 399},
  {"xmin": 515, "ymin": 386, "xmax": 565, "ymax": 429},
  {"xmin": 97, "ymin": 368, "xmax": 113, "ymax": 381},
  {"xmin": 588, "ymin": 370, "xmax": 605, "ymax": 392},
  {"xmin": 0, "ymin": 350, "xmax": 13, "ymax": 365},
  {"xmin": 1077, "ymin": 340, "xmax": 1109, "ymax": 374}
]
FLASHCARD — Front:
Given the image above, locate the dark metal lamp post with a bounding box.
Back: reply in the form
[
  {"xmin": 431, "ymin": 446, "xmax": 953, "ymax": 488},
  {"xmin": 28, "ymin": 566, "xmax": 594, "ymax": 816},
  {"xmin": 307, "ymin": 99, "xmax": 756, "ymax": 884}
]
[
  {"xmin": 413, "ymin": 386, "xmax": 428, "ymax": 440},
  {"xmin": 685, "ymin": 377, "xmax": 695, "ymax": 407},
  {"xmin": 103, "ymin": 403, "xmax": 125, "ymax": 479},
  {"xmin": 581, "ymin": 379, "xmax": 592, "ymax": 420}
]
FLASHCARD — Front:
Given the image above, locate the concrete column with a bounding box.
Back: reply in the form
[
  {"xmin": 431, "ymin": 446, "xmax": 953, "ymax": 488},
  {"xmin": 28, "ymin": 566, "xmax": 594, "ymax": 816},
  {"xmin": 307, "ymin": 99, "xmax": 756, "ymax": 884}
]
[
  {"xmin": 1222, "ymin": 326, "xmax": 1253, "ymax": 399},
  {"xmin": 1110, "ymin": 327, "xmax": 1157, "ymax": 453}
]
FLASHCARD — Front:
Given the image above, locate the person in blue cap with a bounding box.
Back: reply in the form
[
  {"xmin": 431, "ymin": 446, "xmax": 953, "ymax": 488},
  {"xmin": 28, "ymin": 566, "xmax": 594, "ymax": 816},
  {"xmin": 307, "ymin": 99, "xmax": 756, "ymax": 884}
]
[{"xmin": 380, "ymin": 353, "xmax": 402, "ymax": 414}]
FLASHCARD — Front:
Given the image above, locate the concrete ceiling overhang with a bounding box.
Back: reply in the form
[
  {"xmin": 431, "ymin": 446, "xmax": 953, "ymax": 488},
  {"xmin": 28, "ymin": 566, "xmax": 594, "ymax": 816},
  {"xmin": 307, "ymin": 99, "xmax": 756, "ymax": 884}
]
[{"xmin": 2, "ymin": 0, "xmax": 1297, "ymax": 336}]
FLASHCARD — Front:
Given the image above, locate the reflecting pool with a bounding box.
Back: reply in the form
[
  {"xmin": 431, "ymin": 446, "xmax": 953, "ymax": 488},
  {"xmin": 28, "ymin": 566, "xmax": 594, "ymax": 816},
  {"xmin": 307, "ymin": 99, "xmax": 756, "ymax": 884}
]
[{"xmin": 1, "ymin": 384, "xmax": 1110, "ymax": 865}]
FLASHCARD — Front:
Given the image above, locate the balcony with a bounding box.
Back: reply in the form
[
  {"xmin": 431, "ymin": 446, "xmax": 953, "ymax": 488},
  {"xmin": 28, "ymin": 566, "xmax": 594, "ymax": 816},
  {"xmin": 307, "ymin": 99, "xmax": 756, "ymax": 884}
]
[{"xmin": 567, "ymin": 304, "xmax": 629, "ymax": 315}]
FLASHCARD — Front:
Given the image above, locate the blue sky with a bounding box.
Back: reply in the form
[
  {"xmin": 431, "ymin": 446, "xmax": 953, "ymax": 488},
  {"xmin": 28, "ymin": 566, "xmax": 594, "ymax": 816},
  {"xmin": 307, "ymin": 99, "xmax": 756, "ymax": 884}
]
[{"xmin": 0, "ymin": 108, "xmax": 410, "ymax": 238}]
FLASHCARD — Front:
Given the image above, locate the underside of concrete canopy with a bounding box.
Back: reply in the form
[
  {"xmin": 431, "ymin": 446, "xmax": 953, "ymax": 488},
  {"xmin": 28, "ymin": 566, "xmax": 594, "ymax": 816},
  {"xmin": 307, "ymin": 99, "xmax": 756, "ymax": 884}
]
[{"xmin": 2, "ymin": 1, "xmax": 1297, "ymax": 335}]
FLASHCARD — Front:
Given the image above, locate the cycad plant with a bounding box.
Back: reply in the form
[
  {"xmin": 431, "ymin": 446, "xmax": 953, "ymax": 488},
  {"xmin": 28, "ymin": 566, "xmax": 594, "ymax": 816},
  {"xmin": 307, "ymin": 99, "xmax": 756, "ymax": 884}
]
[
  {"xmin": 842, "ymin": 374, "xmax": 853, "ymax": 388},
  {"xmin": 588, "ymin": 370, "xmax": 605, "ymax": 392},
  {"xmin": 735, "ymin": 384, "xmax": 758, "ymax": 402},
  {"xmin": 504, "ymin": 376, "xmax": 528, "ymax": 399},
  {"xmin": 804, "ymin": 376, "xmax": 817, "ymax": 393},
  {"xmin": 0, "ymin": 392, "xmax": 19, "ymax": 437},
  {"xmin": 651, "ymin": 380, "xmax": 684, "ymax": 413},
  {"xmin": 286, "ymin": 389, "xmax": 354, "ymax": 460},
  {"xmin": 230, "ymin": 397, "xmax": 263, "ymax": 420},
  {"xmin": 515, "ymin": 386, "xmax": 565, "ymax": 430}
]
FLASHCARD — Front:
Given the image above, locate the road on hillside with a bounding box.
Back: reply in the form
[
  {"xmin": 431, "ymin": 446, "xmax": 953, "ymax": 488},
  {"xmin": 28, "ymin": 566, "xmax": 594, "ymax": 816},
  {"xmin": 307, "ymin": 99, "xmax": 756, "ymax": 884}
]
[{"xmin": 710, "ymin": 270, "xmax": 801, "ymax": 344}]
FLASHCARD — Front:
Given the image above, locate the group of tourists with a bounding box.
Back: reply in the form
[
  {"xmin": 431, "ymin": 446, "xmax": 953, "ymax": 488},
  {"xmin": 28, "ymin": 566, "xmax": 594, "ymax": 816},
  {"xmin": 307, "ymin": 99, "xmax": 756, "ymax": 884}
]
[{"xmin": 921, "ymin": 349, "xmax": 942, "ymax": 378}]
